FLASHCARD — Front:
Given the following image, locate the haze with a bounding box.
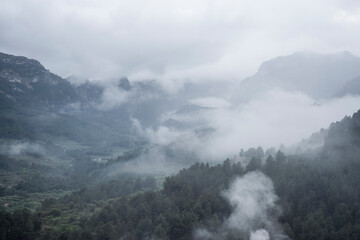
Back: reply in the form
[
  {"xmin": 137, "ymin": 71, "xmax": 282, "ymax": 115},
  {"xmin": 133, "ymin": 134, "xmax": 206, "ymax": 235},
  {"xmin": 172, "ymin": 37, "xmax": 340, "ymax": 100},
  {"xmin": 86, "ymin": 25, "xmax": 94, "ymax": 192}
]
[{"xmin": 1, "ymin": 0, "xmax": 360, "ymax": 86}]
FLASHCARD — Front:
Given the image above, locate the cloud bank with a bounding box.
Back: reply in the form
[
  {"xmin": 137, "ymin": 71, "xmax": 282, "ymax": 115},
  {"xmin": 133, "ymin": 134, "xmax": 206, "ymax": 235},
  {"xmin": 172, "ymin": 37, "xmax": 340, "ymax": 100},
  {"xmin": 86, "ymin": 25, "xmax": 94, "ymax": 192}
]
[
  {"xmin": 1, "ymin": 0, "xmax": 360, "ymax": 89},
  {"xmin": 134, "ymin": 89, "xmax": 360, "ymax": 162}
]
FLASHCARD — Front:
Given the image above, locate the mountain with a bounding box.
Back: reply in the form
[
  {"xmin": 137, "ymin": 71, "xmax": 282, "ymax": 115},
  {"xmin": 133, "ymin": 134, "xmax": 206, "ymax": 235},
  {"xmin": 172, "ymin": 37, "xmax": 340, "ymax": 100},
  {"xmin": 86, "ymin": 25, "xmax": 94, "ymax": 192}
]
[
  {"xmin": 0, "ymin": 52, "xmax": 189, "ymax": 154},
  {"xmin": 1, "ymin": 51, "xmax": 360, "ymax": 240},
  {"xmin": 0, "ymin": 52, "xmax": 79, "ymax": 109},
  {"xmin": 73, "ymin": 80, "xmax": 103, "ymax": 104},
  {"xmin": 0, "ymin": 52, "xmax": 136, "ymax": 146},
  {"xmin": 231, "ymin": 51, "xmax": 360, "ymax": 103}
]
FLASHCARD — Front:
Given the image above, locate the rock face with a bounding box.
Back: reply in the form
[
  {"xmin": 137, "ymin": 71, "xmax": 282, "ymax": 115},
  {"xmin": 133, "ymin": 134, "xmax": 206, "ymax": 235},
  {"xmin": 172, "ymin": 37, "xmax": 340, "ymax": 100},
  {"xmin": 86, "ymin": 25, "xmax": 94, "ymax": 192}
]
[
  {"xmin": 0, "ymin": 52, "xmax": 126, "ymax": 142},
  {"xmin": 231, "ymin": 51, "xmax": 360, "ymax": 103},
  {"xmin": 0, "ymin": 52, "xmax": 78, "ymax": 108}
]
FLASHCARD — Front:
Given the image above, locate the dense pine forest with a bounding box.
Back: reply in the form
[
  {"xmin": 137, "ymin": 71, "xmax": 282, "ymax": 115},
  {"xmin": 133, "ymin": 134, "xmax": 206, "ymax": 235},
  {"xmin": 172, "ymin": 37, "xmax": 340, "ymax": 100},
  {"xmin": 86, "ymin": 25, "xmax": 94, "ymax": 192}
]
[{"xmin": 1, "ymin": 109, "xmax": 360, "ymax": 240}]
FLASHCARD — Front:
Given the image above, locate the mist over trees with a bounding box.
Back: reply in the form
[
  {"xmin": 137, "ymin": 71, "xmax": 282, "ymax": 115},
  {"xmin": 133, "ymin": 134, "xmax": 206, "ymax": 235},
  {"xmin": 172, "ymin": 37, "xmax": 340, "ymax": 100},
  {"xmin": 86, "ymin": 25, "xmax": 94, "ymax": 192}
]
[
  {"xmin": 1, "ymin": 105, "xmax": 360, "ymax": 239},
  {"xmin": 1, "ymin": 48, "xmax": 360, "ymax": 240},
  {"xmin": 3, "ymin": 1, "xmax": 360, "ymax": 237}
]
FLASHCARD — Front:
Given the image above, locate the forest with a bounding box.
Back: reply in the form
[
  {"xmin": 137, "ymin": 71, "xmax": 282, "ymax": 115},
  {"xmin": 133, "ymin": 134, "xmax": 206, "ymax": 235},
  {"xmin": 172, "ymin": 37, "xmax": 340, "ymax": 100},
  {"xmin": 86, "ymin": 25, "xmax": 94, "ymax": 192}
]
[
  {"xmin": 1, "ymin": 110, "xmax": 359, "ymax": 240},
  {"xmin": 2, "ymin": 1, "xmax": 360, "ymax": 239}
]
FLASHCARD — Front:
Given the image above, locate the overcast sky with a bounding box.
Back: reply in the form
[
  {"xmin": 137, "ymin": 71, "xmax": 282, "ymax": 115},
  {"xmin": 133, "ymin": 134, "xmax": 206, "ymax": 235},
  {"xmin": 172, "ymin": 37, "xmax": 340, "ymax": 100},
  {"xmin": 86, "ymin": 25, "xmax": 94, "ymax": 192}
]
[{"xmin": 1, "ymin": 0, "xmax": 360, "ymax": 85}]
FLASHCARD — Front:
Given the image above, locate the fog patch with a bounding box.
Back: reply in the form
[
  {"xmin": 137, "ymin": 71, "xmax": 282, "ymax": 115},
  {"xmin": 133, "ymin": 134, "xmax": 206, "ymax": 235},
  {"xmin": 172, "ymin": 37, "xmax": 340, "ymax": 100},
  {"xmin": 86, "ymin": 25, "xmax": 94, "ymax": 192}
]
[
  {"xmin": 103, "ymin": 146, "xmax": 185, "ymax": 177},
  {"xmin": 145, "ymin": 126, "xmax": 184, "ymax": 146},
  {"xmin": 132, "ymin": 117, "xmax": 183, "ymax": 145},
  {"xmin": 189, "ymin": 97, "xmax": 232, "ymax": 108},
  {"xmin": 0, "ymin": 141, "xmax": 46, "ymax": 157},
  {"xmin": 97, "ymin": 84, "xmax": 131, "ymax": 110},
  {"xmin": 194, "ymin": 171, "xmax": 288, "ymax": 240},
  {"xmin": 250, "ymin": 229, "xmax": 270, "ymax": 240},
  {"xmin": 202, "ymin": 90, "xmax": 360, "ymax": 159},
  {"xmin": 102, "ymin": 118, "xmax": 211, "ymax": 177}
]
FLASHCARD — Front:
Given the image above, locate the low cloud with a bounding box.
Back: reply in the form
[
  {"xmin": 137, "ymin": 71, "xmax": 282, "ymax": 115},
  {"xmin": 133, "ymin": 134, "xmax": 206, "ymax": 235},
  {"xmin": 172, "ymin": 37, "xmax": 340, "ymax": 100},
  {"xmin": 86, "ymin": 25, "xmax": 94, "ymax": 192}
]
[
  {"xmin": 250, "ymin": 229, "xmax": 271, "ymax": 240},
  {"xmin": 200, "ymin": 90, "xmax": 360, "ymax": 159},
  {"xmin": 98, "ymin": 85, "xmax": 131, "ymax": 110},
  {"xmin": 134, "ymin": 89, "xmax": 360, "ymax": 162},
  {"xmin": 189, "ymin": 97, "xmax": 231, "ymax": 108},
  {"xmin": 194, "ymin": 171, "xmax": 288, "ymax": 240},
  {"xmin": 0, "ymin": 141, "xmax": 46, "ymax": 157}
]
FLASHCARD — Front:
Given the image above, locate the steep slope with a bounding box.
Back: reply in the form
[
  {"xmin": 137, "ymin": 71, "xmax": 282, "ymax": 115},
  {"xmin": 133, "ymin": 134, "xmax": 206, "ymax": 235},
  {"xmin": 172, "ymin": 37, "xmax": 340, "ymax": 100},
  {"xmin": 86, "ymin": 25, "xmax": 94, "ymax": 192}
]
[
  {"xmin": 231, "ymin": 51, "xmax": 360, "ymax": 103},
  {"xmin": 0, "ymin": 52, "xmax": 79, "ymax": 109},
  {"xmin": 0, "ymin": 53, "xmax": 135, "ymax": 145}
]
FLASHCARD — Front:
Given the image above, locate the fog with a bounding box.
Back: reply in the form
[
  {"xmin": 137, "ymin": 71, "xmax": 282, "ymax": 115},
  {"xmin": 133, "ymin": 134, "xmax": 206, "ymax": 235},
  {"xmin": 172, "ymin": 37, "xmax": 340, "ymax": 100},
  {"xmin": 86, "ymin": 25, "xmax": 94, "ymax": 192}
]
[
  {"xmin": 1, "ymin": 0, "xmax": 360, "ymax": 91},
  {"xmin": 194, "ymin": 171, "xmax": 288, "ymax": 240},
  {"xmin": 0, "ymin": 141, "xmax": 46, "ymax": 157},
  {"xmin": 2, "ymin": 2, "xmax": 360, "ymax": 162},
  {"xmin": 1, "ymin": 0, "xmax": 360, "ymax": 191},
  {"xmin": 2, "ymin": 2, "xmax": 360, "ymax": 239},
  {"xmin": 130, "ymin": 90, "xmax": 360, "ymax": 163}
]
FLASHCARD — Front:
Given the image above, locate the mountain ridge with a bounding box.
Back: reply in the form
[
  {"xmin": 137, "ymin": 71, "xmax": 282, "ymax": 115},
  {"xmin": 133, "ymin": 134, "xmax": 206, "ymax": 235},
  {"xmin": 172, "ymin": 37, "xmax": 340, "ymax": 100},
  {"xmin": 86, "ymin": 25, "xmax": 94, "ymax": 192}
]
[{"xmin": 231, "ymin": 51, "xmax": 360, "ymax": 103}]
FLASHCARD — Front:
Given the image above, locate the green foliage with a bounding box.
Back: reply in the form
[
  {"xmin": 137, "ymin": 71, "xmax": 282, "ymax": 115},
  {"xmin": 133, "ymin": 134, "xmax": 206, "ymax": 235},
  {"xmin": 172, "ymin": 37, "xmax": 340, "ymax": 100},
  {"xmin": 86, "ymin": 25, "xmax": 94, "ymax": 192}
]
[
  {"xmin": 61, "ymin": 175, "xmax": 157, "ymax": 204},
  {"xmin": 0, "ymin": 208, "xmax": 41, "ymax": 240},
  {"xmin": 80, "ymin": 161, "xmax": 240, "ymax": 240}
]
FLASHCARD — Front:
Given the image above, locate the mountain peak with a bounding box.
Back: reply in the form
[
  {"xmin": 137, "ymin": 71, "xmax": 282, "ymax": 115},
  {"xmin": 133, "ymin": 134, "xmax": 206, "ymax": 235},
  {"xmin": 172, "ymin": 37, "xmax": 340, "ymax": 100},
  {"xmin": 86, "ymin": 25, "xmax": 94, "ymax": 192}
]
[
  {"xmin": 0, "ymin": 52, "xmax": 50, "ymax": 84},
  {"xmin": 0, "ymin": 52, "xmax": 78, "ymax": 107},
  {"xmin": 0, "ymin": 52, "xmax": 44, "ymax": 68},
  {"xmin": 119, "ymin": 77, "xmax": 132, "ymax": 91}
]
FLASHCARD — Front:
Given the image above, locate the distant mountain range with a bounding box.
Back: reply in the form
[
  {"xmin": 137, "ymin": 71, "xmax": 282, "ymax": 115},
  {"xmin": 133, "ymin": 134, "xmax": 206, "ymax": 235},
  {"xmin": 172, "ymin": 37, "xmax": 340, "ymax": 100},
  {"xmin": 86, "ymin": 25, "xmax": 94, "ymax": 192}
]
[
  {"xmin": 1, "ymin": 51, "xmax": 360, "ymax": 150},
  {"xmin": 231, "ymin": 51, "xmax": 360, "ymax": 103}
]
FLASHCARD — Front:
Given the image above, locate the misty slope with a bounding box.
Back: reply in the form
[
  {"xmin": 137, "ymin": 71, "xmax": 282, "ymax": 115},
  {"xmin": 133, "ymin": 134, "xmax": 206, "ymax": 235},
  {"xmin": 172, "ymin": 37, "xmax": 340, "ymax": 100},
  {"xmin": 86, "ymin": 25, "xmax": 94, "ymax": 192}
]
[
  {"xmin": 0, "ymin": 52, "xmax": 138, "ymax": 148},
  {"xmin": 0, "ymin": 52, "xmax": 230, "ymax": 153},
  {"xmin": 12, "ymin": 109, "xmax": 359, "ymax": 240},
  {"xmin": 322, "ymin": 109, "xmax": 360, "ymax": 162},
  {"xmin": 231, "ymin": 51, "xmax": 360, "ymax": 103}
]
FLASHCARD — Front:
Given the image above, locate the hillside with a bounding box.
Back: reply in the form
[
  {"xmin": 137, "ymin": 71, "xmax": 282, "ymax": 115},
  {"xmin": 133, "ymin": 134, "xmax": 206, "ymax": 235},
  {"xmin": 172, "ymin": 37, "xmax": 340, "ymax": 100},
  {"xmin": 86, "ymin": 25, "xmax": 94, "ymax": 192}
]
[
  {"xmin": 1, "ymin": 109, "xmax": 359, "ymax": 239},
  {"xmin": 1, "ymin": 52, "xmax": 360, "ymax": 240},
  {"xmin": 0, "ymin": 52, "xmax": 79, "ymax": 109}
]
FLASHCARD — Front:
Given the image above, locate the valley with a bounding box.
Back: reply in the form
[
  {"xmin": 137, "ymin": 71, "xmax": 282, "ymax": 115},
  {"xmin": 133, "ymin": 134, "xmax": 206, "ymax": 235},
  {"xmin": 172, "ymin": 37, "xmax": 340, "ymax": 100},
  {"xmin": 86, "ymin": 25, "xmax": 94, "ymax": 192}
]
[{"xmin": 0, "ymin": 52, "xmax": 360, "ymax": 240}]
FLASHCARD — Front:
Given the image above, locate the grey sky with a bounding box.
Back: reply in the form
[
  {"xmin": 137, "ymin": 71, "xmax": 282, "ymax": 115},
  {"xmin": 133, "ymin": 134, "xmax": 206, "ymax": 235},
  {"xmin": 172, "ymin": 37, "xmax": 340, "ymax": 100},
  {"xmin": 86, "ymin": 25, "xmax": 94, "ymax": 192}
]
[{"xmin": 1, "ymin": 0, "xmax": 360, "ymax": 87}]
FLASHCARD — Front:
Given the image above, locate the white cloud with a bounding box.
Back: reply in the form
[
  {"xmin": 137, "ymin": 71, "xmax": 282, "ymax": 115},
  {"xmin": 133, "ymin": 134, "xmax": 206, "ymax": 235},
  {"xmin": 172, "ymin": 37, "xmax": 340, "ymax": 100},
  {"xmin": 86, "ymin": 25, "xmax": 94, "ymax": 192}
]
[
  {"xmin": 98, "ymin": 86, "xmax": 130, "ymax": 110},
  {"xmin": 189, "ymin": 97, "xmax": 231, "ymax": 108},
  {"xmin": 1, "ymin": 0, "xmax": 360, "ymax": 88},
  {"xmin": 201, "ymin": 90, "xmax": 360, "ymax": 159},
  {"xmin": 139, "ymin": 89, "xmax": 360, "ymax": 161},
  {"xmin": 334, "ymin": 9, "xmax": 360, "ymax": 24},
  {"xmin": 194, "ymin": 172, "xmax": 288, "ymax": 240}
]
